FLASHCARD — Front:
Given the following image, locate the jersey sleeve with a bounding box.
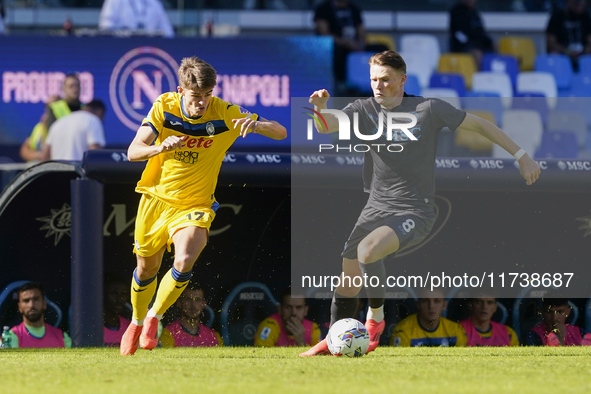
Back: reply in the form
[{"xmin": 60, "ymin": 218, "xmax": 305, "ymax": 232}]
[
  {"xmin": 391, "ymin": 321, "xmax": 411, "ymax": 347},
  {"xmin": 454, "ymin": 323, "xmax": 467, "ymax": 347},
  {"xmin": 506, "ymin": 326, "xmax": 520, "ymax": 346},
  {"xmin": 141, "ymin": 95, "xmax": 166, "ymax": 135},
  {"xmin": 254, "ymin": 318, "xmax": 280, "ymax": 347},
  {"xmin": 63, "ymin": 331, "xmax": 72, "ymax": 348},
  {"xmin": 430, "ymin": 98, "xmax": 466, "ymax": 131},
  {"xmin": 159, "ymin": 328, "xmax": 175, "ymax": 348},
  {"xmin": 310, "ymin": 322, "xmax": 321, "ymax": 346},
  {"xmin": 224, "ymin": 103, "xmax": 259, "ymax": 131},
  {"xmin": 341, "ymin": 99, "xmax": 363, "ymax": 117}
]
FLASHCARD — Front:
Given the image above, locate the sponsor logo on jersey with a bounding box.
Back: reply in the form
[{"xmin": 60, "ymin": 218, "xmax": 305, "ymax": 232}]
[{"xmin": 260, "ymin": 327, "xmax": 271, "ymax": 340}]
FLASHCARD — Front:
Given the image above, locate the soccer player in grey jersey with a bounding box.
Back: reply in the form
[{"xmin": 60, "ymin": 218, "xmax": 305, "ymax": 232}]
[{"xmin": 300, "ymin": 51, "xmax": 540, "ymax": 356}]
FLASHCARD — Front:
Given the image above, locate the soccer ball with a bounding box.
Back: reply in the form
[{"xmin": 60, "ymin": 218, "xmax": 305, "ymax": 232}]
[{"xmin": 327, "ymin": 318, "xmax": 370, "ymax": 357}]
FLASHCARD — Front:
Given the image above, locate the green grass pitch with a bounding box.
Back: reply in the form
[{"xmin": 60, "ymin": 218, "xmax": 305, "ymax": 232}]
[{"xmin": 1, "ymin": 347, "xmax": 591, "ymax": 394}]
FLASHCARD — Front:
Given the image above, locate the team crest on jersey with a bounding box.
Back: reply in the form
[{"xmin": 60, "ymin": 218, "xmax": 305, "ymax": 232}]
[{"xmin": 206, "ymin": 122, "xmax": 215, "ymax": 136}]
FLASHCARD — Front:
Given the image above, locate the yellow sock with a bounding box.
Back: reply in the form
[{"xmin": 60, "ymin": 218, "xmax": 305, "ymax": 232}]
[
  {"xmin": 130, "ymin": 270, "xmax": 158, "ymax": 322},
  {"xmin": 151, "ymin": 268, "xmax": 192, "ymax": 316}
]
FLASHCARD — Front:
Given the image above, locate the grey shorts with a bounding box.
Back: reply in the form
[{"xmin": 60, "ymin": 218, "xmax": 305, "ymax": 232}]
[{"xmin": 341, "ymin": 205, "xmax": 436, "ymax": 260}]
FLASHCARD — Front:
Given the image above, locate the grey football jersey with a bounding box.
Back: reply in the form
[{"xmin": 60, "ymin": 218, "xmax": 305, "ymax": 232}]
[{"xmin": 342, "ymin": 94, "xmax": 466, "ymax": 212}]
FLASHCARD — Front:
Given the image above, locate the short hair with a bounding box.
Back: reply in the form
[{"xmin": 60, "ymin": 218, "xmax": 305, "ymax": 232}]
[
  {"xmin": 86, "ymin": 99, "xmax": 106, "ymax": 113},
  {"xmin": 470, "ymin": 297, "xmax": 497, "ymax": 304},
  {"xmin": 178, "ymin": 57, "xmax": 217, "ymax": 91},
  {"xmin": 64, "ymin": 73, "xmax": 80, "ymax": 84},
  {"xmin": 280, "ymin": 287, "xmax": 306, "ymax": 305},
  {"xmin": 418, "ymin": 287, "xmax": 446, "ymax": 300},
  {"xmin": 181, "ymin": 282, "xmax": 206, "ymax": 297},
  {"xmin": 17, "ymin": 282, "xmax": 45, "ymax": 298},
  {"xmin": 543, "ymin": 298, "xmax": 570, "ymax": 310},
  {"xmin": 369, "ymin": 51, "xmax": 407, "ymax": 74}
]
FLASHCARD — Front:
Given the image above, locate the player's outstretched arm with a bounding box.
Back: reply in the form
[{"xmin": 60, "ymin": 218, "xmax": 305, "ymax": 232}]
[
  {"xmin": 459, "ymin": 113, "xmax": 541, "ymax": 185},
  {"xmin": 232, "ymin": 117, "xmax": 287, "ymax": 140},
  {"xmin": 127, "ymin": 125, "xmax": 183, "ymax": 161},
  {"xmin": 309, "ymin": 89, "xmax": 339, "ymax": 134}
]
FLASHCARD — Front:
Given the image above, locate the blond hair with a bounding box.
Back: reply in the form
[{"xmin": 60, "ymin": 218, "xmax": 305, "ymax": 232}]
[
  {"xmin": 369, "ymin": 51, "xmax": 407, "ymax": 74},
  {"xmin": 178, "ymin": 56, "xmax": 217, "ymax": 90}
]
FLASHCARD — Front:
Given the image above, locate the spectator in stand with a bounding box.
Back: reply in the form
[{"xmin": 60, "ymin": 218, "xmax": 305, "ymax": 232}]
[
  {"xmin": 41, "ymin": 99, "xmax": 106, "ymax": 161},
  {"xmin": 546, "ymin": 0, "xmax": 591, "ymax": 70},
  {"xmin": 20, "ymin": 74, "xmax": 82, "ymax": 162},
  {"xmin": 390, "ymin": 289, "xmax": 467, "ymax": 347},
  {"xmin": 104, "ymin": 273, "xmax": 131, "ymax": 347},
  {"xmin": 99, "ymin": 0, "xmax": 175, "ymax": 38},
  {"xmin": 449, "ymin": 0, "xmax": 494, "ymax": 69},
  {"xmin": 3, "ymin": 282, "xmax": 71, "ymax": 348},
  {"xmin": 160, "ymin": 283, "xmax": 222, "ymax": 347},
  {"xmin": 314, "ymin": 0, "xmax": 367, "ymax": 92},
  {"xmin": 254, "ymin": 287, "xmax": 321, "ymax": 347},
  {"xmin": 526, "ymin": 298, "xmax": 591, "ymax": 346},
  {"xmin": 460, "ymin": 297, "xmax": 519, "ymax": 346}
]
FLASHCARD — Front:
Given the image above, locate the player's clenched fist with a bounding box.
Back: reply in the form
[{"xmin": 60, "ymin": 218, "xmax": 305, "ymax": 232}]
[
  {"xmin": 160, "ymin": 135, "xmax": 183, "ymax": 152},
  {"xmin": 309, "ymin": 89, "xmax": 330, "ymax": 107}
]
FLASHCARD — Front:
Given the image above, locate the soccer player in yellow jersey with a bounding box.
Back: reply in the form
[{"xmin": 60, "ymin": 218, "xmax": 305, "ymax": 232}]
[
  {"xmin": 391, "ymin": 289, "xmax": 467, "ymax": 347},
  {"xmin": 120, "ymin": 56, "xmax": 287, "ymax": 356}
]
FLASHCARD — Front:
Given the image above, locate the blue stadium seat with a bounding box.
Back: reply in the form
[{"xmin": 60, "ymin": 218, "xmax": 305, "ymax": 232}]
[
  {"xmin": 405, "ymin": 74, "xmax": 422, "ymax": 96},
  {"xmin": 511, "ymin": 95, "xmax": 549, "ymax": 124},
  {"xmin": 547, "ymin": 110, "xmax": 588, "ymax": 148},
  {"xmin": 560, "ymin": 73, "xmax": 591, "ymax": 97},
  {"xmin": 577, "ymin": 54, "xmax": 591, "ymax": 77},
  {"xmin": 461, "ymin": 94, "xmax": 504, "ymax": 125},
  {"xmin": 535, "ymin": 54, "xmax": 574, "ymax": 90},
  {"xmin": 0, "ymin": 280, "xmax": 63, "ymax": 328},
  {"xmin": 481, "ymin": 54, "xmax": 519, "ymax": 87},
  {"xmin": 535, "ymin": 131, "xmax": 579, "ymax": 159},
  {"xmin": 555, "ymin": 96, "xmax": 591, "ymax": 126},
  {"xmin": 219, "ymin": 282, "xmax": 278, "ymax": 346},
  {"xmin": 513, "ymin": 92, "xmax": 545, "ymax": 98},
  {"xmin": 346, "ymin": 52, "xmax": 374, "ymax": 94},
  {"xmin": 429, "ymin": 73, "xmax": 466, "ymax": 97}
]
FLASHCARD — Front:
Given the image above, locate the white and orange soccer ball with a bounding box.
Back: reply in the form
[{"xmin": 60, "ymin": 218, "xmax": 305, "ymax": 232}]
[{"xmin": 326, "ymin": 318, "xmax": 370, "ymax": 357}]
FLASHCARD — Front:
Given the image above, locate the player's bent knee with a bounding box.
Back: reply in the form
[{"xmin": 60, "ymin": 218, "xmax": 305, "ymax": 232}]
[
  {"xmin": 357, "ymin": 243, "xmax": 380, "ymax": 265},
  {"xmin": 173, "ymin": 254, "xmax": 198, "ymax": 273}
]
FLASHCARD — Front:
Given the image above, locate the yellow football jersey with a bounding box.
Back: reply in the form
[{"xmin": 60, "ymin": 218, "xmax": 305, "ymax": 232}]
[
  {"xmin": 391, "ymin": 314, "xmax": 467, "ymax": 347},
  {"xmin": 136, "ymin": 92, "xmax": 259, "ymax": 209}
]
